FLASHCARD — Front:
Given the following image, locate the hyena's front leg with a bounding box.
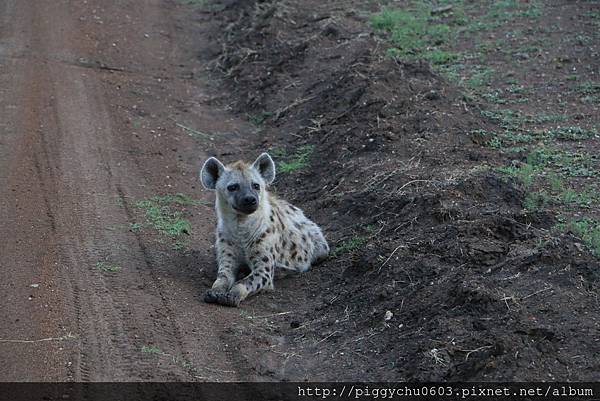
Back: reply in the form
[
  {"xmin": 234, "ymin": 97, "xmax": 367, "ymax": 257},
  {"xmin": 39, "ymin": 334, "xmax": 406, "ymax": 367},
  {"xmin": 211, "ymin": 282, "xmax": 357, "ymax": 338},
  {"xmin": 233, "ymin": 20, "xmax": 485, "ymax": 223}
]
[
  {"xmin": 217, "ymin": 252, "xmax": 274, "ymax": 307},
  {"xmin": 204, "ymin": 241, "xmax": 238, "ymax": 304}
]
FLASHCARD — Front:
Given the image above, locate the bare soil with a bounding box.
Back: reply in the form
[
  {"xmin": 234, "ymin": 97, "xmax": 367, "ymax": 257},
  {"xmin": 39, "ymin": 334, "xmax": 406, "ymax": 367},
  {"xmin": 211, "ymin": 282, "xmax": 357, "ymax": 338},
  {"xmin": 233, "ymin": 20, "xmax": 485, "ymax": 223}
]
[
  {"xmin": 0, "ymin": 0, "xmax": 598, "ymax": 383},
  {"xmin": 201, "ymin": 0, "xmax": 600, "ymax": 381}
]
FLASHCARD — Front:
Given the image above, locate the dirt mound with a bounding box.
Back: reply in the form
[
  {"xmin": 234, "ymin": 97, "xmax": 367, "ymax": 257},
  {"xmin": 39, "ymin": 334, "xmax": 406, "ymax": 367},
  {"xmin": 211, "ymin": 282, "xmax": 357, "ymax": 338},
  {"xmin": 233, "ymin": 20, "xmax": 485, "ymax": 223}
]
[{"xmin": 203, "ymin": 0, "xmax": 600, "ymax": 381}]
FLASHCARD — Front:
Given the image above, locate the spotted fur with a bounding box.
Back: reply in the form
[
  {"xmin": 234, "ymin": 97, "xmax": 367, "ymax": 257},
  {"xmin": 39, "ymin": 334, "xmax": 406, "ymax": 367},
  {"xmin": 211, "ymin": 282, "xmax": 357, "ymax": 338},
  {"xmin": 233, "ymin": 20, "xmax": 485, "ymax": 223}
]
[{"xmin": 200, "ymin": 153, "xmax": 329, "ymax": 307}]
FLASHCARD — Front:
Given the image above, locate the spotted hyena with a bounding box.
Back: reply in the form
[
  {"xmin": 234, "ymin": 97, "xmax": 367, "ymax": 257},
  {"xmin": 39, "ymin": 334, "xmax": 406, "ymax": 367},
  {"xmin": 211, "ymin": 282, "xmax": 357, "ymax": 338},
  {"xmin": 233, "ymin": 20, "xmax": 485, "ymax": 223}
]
[{"xmin": 199, "ymin": 152, "xmax": 329, "ymax": 307}]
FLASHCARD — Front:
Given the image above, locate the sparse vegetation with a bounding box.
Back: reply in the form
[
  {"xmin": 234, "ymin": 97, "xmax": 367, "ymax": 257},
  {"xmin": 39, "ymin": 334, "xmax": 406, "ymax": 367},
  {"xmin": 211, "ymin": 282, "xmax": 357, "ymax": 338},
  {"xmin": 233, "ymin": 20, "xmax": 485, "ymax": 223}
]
[
  {"xmin": 370, "ymin": 1, "xmax": 600, "ymax": 261},
  {"xmin": 547, "ymin": 126, "xmax": 596, "ymax": 141},
  {"xmin": 370, "ymin": 5, "xmax": 460, "ymax": 64},
  {"xmin": 331, "ymin": 235, "xmax": 368, "ymax": 257},
  {"xmin": 567, "ymin": 218, "xmax": 600, "ymax": 256},
  {"xmin": 273, "ymin": 145, "xmax": 315, "ymax": 173},
  {"xmin": 208, "ymin": 0, "xmax": 600, "ymax": 382},
  {"xmin": 134, "ymin": 194, "xmax": 204, "ymax": 249},
  {"xmin": 141, "ymin": 345, "xmax": 162, "ymax": 354},
  {"xmin": 95, "ymin": 261, "xmax": 121, "ymax": 273}
]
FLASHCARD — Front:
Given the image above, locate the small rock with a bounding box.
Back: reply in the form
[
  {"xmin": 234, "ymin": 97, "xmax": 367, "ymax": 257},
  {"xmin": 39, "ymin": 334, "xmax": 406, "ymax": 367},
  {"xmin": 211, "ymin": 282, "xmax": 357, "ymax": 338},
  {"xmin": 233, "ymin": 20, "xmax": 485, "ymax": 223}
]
[
  {"xmin": 384, "ymin": 310, "xmax": 393, "ymax": 321},
  {"xmin": 30, "ymin": 284, "xmax": 39, "ymax": 288}
]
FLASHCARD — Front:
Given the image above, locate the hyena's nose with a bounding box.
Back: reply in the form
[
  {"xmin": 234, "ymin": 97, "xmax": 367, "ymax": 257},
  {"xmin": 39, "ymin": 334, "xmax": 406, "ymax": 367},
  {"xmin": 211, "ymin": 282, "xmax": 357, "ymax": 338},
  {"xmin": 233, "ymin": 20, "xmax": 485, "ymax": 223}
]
[{"xmin": 242, "ymin": 196, "xmax": 257, "ymax": 206}]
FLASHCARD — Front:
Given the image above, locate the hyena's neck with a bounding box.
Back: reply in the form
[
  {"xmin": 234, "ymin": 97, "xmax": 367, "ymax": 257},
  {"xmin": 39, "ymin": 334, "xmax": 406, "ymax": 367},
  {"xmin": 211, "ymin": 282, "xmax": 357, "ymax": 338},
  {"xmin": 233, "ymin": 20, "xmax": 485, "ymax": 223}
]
[{"xmin": 216, "ymin": 192, "xmax": 271, "ymax": 245}]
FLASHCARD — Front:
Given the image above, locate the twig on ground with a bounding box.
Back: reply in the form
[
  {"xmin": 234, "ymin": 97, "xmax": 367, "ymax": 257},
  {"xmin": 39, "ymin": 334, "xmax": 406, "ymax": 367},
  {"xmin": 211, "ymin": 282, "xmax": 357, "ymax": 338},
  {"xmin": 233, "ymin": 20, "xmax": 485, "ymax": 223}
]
[
  {"xmin": 378, "ymin": 244, "xmax": 405, "ymax": 272},
  {"xmin": 521, "ymin": 286, "xmax": 552, "ymax": 301},
  {"xmin": 247, "ymin": 311, "xmax": 292, "ymax": 320},
  {"xmin": 458, "ymin": 345, "xmax": 493, "ymax": 361},
  {"xmin": 274, "ymin": 96, "xmax": 315, "ymax": 121},
  {"xmin": 316, "ymin": 330, "xmax": 339, "ymax": 345},
  {"xmin": 0, "ymin": 332, "xmax": 76, "ymax": 344}
]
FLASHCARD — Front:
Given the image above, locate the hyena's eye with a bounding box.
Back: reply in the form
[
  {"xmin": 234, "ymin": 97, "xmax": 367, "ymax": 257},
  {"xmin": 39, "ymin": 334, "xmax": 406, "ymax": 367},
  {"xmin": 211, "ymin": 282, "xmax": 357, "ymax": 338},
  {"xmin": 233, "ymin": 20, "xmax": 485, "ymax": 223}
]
[
  {"xmin": 227, "ymin": 184, "xmax": 240, "ymax": 192},
  {"xmin": 252, "ymin": 183, "xmax": 260, "ymax": 190}
]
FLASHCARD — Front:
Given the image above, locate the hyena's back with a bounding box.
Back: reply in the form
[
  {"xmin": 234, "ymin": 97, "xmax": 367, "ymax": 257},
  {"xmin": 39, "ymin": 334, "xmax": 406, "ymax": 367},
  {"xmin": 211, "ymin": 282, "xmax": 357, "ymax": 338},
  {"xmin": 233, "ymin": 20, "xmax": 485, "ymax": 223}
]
[{"xmin": 268, "ymin": 195, "xmax": 329, "ymax": 272}]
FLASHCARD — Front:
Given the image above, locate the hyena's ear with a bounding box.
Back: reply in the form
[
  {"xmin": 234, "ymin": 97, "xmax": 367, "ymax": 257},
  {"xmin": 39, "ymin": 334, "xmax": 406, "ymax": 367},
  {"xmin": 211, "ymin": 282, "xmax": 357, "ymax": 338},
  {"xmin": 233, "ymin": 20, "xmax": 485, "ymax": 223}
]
[
  {"xmin": 200, "ymin": 157, "xmax": 225, "ymax": 190},
  {"xmin": 252, "ymin": 153, "xmax": 275, "ymax": 185}
]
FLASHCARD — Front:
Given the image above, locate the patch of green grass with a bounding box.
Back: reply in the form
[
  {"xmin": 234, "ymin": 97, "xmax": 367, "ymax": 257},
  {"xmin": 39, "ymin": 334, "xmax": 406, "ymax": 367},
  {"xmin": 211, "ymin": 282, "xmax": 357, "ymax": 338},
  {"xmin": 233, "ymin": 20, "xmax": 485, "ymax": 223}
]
[
  {"xmin": 481, "ymin": 109, "xmax": 522, "ymax": 130},
  {"xmin": 505, "ymin": 84, "xmax": 527, "ymax": 94},
  {"xmin": 574, "ymin": 81, "xmax": 600, "ymax": 95},
  {"xmin": 474, "ymin": 41, "xmax": 498, "ymax": 54},
  {"xmin": 141, "ymin": 345, "xmax": 162, "ymax": 354},
  {"xmin": 425, "ymin": 49, "xmax": 461, "ymax": 65},
  {"xmin": 502, "ymin": 131, "xmax": 537, "ymax": 144},
  {"xmin": 486, "ymin": 135, "xmax": 503, "ymax": 149},
  {"xmin": 497, "ymin": 162, "xmax": 537, "ymax": 187},
  {"xmin": 438, "ymin": 63, "xmax": 464, "ymax": 83},
  {"xmin": 546, "ymin": 174, "xmax": 599, "ymax": 207},
  {"xmin": 277, "ymin": 145, "xmax": 315, "ymax": 173},
  {"xmin": 547, "ymin": 126, "xmax": 596, "ymax": 141},
  {"xmin": 568, "ymin": 218, "xmax": 600, "ymax": 256},
  {"xmin": 129, "ymin": 222, "xmax": 143, "ymax": 232},
  {"xmin": 458, "ymin": 0, "xmax": 541, "ymax": 35},
  {"xmin": 572, "ymin": 81, "xmax": 600, "ymax": 104},
  {"xmin": 466, "ymin": 67, "xmax": 495, "ymax": 89},
  {"xmin": 478, "ymin": 88, "xmax": 529, "ymax": 105},
  {"xmin": 371, "ymin": 5, "xmax": 460, "ymax": 63},
  {"xmin": 487, "ymin": 0, "xmax": 542, "ymax": 21},
  {"xmin": 95, "ymin": 261, "xmax": 121, "ymax": 273},
  {"xmin": 574, "ymin": 34, "xmax": 593, "ymax": 45},
  {"xmin": 548, "ymin": 173, "xmax": 564, "ymax": 193},
  {"xmin": 498, "ymin": 145, "xmax": 594, "ymax": 182},
  {"xmin": 481, "ymin": 109, "xmax": 574, "ymax": 133},
  {"xmin": 560, "ymin": 188, "xmax": 597, "ymax": 207},
  {"xmin": 135, "ymin": 194, "xmax": 200, "ymax": 239},
  {"xmin": 581, "ymin": 95, "xmax": 600, "ymax": 104},
  {"xmin": 551, "ymin": 151, "xmax": 595, "ymax": 177},
  {"xmin": 479, "ymin": 89, "xmax": 507, "ymax": 104},
  {"xmin": 463, "ymin": 20, "xmax": 498, "ymax": 33},
  {"xmin": 584, "ymin": 11, "xmax": 600, "ymax": 19},
  {"xmin": 500, "ymin": 155, "xmax": 599, "ymax": 212},
  {"xmin": 332, "ymin": 236, "xmax": 368, "ymax": 258}
]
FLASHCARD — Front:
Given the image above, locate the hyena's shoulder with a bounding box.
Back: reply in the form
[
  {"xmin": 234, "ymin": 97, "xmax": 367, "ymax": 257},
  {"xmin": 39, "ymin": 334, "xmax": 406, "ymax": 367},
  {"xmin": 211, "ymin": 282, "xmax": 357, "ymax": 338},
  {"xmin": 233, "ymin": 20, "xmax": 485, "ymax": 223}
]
[{"xmin": 268, "ymin": 193, "xmax": 308, "ymax": 223}]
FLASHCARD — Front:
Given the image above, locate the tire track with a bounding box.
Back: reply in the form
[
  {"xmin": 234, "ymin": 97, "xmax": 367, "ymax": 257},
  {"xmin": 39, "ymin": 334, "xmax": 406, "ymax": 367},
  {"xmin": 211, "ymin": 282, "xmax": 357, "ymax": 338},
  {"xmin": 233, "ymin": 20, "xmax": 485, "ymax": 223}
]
[{"xmin": 0, "ymin": 0, "xmax": 252, "ymax": 381}]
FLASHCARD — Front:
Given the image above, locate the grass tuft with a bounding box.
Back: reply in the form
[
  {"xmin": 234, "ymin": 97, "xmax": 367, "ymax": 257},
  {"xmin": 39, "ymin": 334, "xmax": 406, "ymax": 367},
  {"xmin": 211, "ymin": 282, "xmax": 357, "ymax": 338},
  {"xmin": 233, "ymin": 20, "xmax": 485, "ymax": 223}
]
[
  {"xmin": 133, "ymin": 193, "xmax": 205, "ymax": 250},
  {"xmin": 332, "ymin": 236, "xmax": 368, "ymax": 258},
  {"xmin": 95, "ymin": 261, "xmax": 121, "ymax": 273},
  {"xmin": 569, "ymin": 219, "xmax": 600, "ymax": 256},
  {"xmin": 276, "ymin": 145, "xmax": 315, "ymax": 173},
  {"xmin": 141, "ymin": 345, "xmax": 162, "ymax": 354}
]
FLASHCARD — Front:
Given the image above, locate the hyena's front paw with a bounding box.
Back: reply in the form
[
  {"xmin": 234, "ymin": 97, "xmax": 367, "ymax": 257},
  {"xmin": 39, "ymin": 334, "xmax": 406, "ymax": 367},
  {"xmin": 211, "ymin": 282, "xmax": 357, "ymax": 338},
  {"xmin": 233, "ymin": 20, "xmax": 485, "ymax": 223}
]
[
  {"xmin": 204, "ymin": 288, "xmax": 228, "ymax": 304},
  {"xmin": 204, "ymin": 288, "xmax": 242, "ymax": 307},
  {"xmin": 216, "ymin": 291, "xmax": 242, "ymax": 307}
]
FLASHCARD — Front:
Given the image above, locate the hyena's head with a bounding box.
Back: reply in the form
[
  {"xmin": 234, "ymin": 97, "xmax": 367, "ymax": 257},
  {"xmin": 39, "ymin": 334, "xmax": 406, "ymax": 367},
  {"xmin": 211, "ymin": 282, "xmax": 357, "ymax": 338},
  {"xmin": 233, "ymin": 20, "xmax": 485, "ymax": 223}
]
[{"xmin": 200, "ymin": 153, "xmax": 275, "ymax": 215}]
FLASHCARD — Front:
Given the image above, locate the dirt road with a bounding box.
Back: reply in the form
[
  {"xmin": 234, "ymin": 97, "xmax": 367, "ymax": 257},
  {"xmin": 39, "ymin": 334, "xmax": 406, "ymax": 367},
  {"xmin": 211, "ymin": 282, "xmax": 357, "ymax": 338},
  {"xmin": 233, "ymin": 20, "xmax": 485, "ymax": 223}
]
[{"xmin": 0, "ymin": 0, "xmax": 253, "ymax": 381}]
